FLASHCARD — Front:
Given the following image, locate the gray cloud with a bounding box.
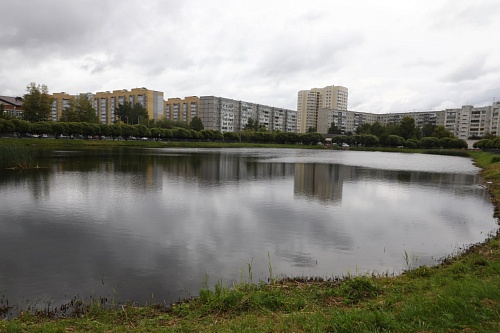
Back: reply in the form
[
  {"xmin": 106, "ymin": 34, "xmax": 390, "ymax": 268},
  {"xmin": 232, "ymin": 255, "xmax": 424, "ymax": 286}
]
[
  {"xmin": 444, "ymin": 55, "xmax": 489, "ymax": 83},
  {"xmin": 430, "ymin": 0, "xmax": 500, "ymax": 29}
]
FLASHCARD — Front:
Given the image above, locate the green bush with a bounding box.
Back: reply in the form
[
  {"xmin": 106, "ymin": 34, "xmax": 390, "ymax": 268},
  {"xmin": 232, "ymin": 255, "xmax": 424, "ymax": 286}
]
[
  {"xmin": 385, "ymin": 135, "xmax": 405, "ymax": 147},
  {"xmin": 223, "ymin": 131, "xmax": 240, "ymax": 142},
  {"xmin": 405, "ymin": 139, "xmax": 418, "ymax": 148},
  {"xmin": 419, "ymin": 137, "xmax": 440, "ymax": 149}
]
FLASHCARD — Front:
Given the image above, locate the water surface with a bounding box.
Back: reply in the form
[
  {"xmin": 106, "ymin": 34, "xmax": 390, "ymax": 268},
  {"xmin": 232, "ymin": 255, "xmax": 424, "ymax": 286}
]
[{"xmin": 0, "ymin": 148, "xmax": 497, "ymax": 313}]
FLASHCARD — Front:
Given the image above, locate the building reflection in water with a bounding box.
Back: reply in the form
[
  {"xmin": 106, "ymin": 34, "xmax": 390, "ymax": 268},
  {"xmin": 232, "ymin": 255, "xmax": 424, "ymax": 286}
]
[
  {"xmin": 294, "ymin": 163, "xmax": 352, "ymax": 203},
  {"xmin": 0, "ymin": 149, "xmax": 487, "ymax": 205}
]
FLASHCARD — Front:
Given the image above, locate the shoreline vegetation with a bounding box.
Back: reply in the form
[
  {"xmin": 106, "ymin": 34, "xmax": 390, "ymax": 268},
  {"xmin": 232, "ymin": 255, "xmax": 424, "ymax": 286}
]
[{"xmin": 1, "ymin": 140, "xmax": 499, "ymax": 332}]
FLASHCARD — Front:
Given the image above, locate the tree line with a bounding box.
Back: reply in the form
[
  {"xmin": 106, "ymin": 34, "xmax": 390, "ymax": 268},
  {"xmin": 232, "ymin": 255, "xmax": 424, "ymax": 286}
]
[
  {"xmin": 0, "ymin": 82, "xmax": 469, "ymax": 148},
  {"xmin": 0, "ymin": 116, "xmax": 328, "ymax": 144},
  {"xmin": 0, "ymin": 114, "xmax": 469, "ymax": 149},
  {"xmin": 473, "ymin": 134, "xmax": 500, "ymax": 149},
  {"xmin": 326, "ymin": 116, "xmax": 468, "ymax": 149}
]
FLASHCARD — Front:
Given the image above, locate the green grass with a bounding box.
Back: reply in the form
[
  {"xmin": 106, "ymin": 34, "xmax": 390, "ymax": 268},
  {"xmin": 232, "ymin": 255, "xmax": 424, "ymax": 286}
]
[{"xmin": 1, "ymin": 149, "xmax": 500, "ymax": 332}]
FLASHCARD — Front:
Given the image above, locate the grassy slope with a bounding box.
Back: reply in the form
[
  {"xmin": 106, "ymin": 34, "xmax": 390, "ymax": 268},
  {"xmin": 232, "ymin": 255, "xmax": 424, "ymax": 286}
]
[
  {"xmin": 1, "ymin": 147, "xmax": 499, "ymax": 332},
  {"xmin": 0, "ymin": 138, "xmax": 323, "ymax": 149}
]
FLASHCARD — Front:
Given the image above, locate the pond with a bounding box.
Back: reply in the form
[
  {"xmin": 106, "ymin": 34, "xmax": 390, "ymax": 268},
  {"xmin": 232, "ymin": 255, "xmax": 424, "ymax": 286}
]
[{"xmin": 0, "ymin": 148, "xmax": 497, "ymax": 315}]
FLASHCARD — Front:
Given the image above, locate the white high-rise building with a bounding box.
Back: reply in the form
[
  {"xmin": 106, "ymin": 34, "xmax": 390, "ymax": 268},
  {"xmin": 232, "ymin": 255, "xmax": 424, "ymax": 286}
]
[{"xmin": 297, "ymin": 85, "xmax": 348, "ymax": 133}]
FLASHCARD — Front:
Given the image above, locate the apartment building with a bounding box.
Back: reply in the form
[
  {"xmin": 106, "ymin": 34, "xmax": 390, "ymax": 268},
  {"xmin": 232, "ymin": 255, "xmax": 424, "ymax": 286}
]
[
  {"xmin": 49, "ymin": 88, "xmax": 164, "ymax": 124},
  {"xmin": 199, "ymin": 96, "xmax": 297, "ymax": 133},
  {"xmin": 317, "ymin": 109, "xmax": 378, "ymax": 134},
  {"xmin": 50, "ymin": 92, "xmax": 95, "ymax": 122},
  {"xmin": 317, "ymin": 102, "xmax": 500, "ymax": 139},
  {"xmin": 92, "ymin": 88, "xmax": 164, "ymax": 124},
  {"xmin": 448, "ymin": 104, "xmax": 497, "ymax": 139},
  {"xmin": 297, "ymin": 85, "xmax": 348, "ymax": 133},
  {"xmin": 164, "ymin": 96, "xmax": 199, "ymax": 123}
]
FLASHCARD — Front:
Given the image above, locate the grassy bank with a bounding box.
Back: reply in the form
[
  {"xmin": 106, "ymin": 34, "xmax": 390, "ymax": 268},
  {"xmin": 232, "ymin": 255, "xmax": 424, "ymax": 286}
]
[
  {"xmin": 1, "ymin": 150, "xmax": 499, "ymax": 332},
  {"xmin": 0, "ymin": 138, "xmax": 324, "ymax": 150}
]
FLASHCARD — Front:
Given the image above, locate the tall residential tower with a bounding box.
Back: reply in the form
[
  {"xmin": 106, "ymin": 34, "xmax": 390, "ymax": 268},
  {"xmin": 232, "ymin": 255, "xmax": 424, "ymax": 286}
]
[{"xmin": 297, "ymin": 85, "xmax": 348, "ymax": 133}]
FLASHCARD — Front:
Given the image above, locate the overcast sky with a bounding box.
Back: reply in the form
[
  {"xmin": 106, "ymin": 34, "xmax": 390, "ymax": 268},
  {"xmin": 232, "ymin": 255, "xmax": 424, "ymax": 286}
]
[{"xmin": 1, "ymin": 0, "xmax": 499, "ymax": 113}]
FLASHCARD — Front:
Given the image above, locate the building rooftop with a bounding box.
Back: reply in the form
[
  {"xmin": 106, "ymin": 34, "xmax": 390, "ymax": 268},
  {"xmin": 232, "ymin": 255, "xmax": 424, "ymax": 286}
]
[{"xmin": 0, "ymin": 96, "xmax": 23, "ymax": 107}]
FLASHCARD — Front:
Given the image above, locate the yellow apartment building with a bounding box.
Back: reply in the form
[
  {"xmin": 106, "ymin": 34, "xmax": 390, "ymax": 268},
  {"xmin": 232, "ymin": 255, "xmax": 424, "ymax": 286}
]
[
  {"xmin": 92, "ymin": 88, "xmax": 164, "ymax": 124},
  {"xmin": 50, "ymin": 88, "xmax": 164, "ymax": 124},
  {"xmin": 164, "ymin": 96, "xmax": 200, "ymax": 123},
  {"xmin": 51, "ymin": 92, "xmax": 76, "ymax": 121}
]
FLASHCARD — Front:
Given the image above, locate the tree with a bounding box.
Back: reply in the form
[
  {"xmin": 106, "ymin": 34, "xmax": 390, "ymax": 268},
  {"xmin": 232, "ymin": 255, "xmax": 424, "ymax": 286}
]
[
  {"xmin": 157, "ymin": 118, "xmax": 189, "ymax": 129},
  {"xmin": 399, "ymin": 116, "xmax": 417, "ymax": 140},
  {"xmin": 11, "ymin": 119, "xmax": 32, "ymax": 135},
  {"xmin": 67, "ymin": 122, "xmax": 83, "ymax": 137},
  {"xmin": 110, "ymin": 123, "xmax": 122, "ymax": 139},
  {"xmin": 51, "ymin": 122, "xmax": 68, "ymax": 138},
  {"xmin": 356, "ymin": 123, "xmax": 371, "ymax": 135},
  {"xmin": 405, "ymin": 139, "xmax": 419, "ymax": 148},
  {"xmin": 418, "ymin": 136, "xmax": 440, "ymax": 148},
  {"xmin": 482, "ymin": 132, "xmax": 496, "ymax": 139},
  {"xmin": 120, "ymin": 124, "xmax": 135, "ymax": 139},
  {"xmin": 385, "ymin": 135, "xmax": 405, "ymax": 147},
  {"xmin": 134, "ymin": 124, "xmax": 150, "ymax": 137},
  {"xmin": 371, "ymin": 122, "xmax": 385, "ymax": 137},
  {"xmin": 190, "ymin": 129, "xmax": 201, "ymax": 140},
  {"xmin": 307, "ymin": 126, "xmax": 317, "ymax": 133},
  {"xmin": 328, "ymin": 120, "xmax": 342, "ymax": 134},
  {"xmin": 115, "ymin": 101, "xmax": 149, "ymax": 125},
  {"xmin": 99, "ymin": 124, "xmax": 111, "ymax": 138},
  {"xmin": 150, "ymin": 127, "xmax": 163, "ymax": 140},
  {"xmin": 31, "ymin": 122, "xmax": 52, "ymax": 135},
  {"xmin": 23, "ymin": 83, "xmax": 54, "ymax": 122},
  {"xmin": 0, "ymin": 119, "xmax": 15, "ymax": 136},
  {"xmin": 61, "ymin": 94, "xmax": 99, "ymax": 123},
  {"xmin": 190, "ymin": 116, "xmax": 204, "ymax": 131},
  {"xmin": 421, "ymin": 123, "xmax": 436, "ymax": 137},
  {"xmin": 244, "ymin": 118, "xmax": 259, "ymax": 131},
  {"xmin": 360, "ymin": 134, "xmax": 379, "ymax": 147},
  {"xmin": 223, "ymin": 132, "xmax": 240, "ymax": 142},
  {"xmin": 173, "ymin": 127, "xmax": 192, "ymax": 139},
  {"xmin": 432, "ymin": 125, "xmax": 453, "ymax": 138}
]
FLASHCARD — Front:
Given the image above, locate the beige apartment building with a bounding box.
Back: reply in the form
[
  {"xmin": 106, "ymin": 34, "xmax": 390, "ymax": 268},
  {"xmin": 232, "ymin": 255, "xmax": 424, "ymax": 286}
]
[
  {"xmin": 50, "ymin": 92, "xmax": 73, "ymax": 121},
  {"xmin": 297, "ymin": 85, "xmax": 348, "ymax": 133},
  {"xmin": 50, "ymin": 88, "xmax": 164, "ymax": 124},
  {"xmin": 164, "ymin": 96, "xmax": 199, "ymax": 123},
  {"xmin": 92, "ymin": 88, "xmax": 164, "ymax": 124}
]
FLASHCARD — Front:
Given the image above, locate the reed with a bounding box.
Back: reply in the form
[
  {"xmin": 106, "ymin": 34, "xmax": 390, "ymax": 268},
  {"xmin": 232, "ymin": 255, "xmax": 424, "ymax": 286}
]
[{"xmin": 0, "ymin": 143, "xmax": 37, "ymax": 169}]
